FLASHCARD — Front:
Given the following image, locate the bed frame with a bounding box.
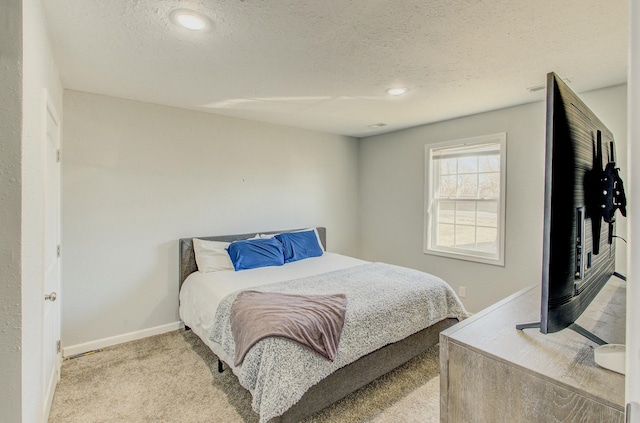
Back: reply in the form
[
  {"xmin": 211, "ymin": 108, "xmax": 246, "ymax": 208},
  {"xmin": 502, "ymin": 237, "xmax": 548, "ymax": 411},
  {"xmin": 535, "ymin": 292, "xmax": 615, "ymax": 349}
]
[{"xmin": 178, "ymin": 227, "xmax": 459, "ymax": 422}]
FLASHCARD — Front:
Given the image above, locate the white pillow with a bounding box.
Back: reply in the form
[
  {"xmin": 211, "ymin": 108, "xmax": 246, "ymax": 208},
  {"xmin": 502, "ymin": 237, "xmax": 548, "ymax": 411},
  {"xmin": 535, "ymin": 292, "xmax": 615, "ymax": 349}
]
[{"xmin": 192, "ymin": 238, "xmax": 234, "ymax": 272}]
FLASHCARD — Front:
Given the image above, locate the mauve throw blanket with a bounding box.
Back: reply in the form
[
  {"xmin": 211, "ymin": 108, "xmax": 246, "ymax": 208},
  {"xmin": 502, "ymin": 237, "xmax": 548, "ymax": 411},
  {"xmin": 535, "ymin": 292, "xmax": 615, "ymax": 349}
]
[{"xmin": 230, "ymin": 291, "xmax": 347, "ymax": 366}]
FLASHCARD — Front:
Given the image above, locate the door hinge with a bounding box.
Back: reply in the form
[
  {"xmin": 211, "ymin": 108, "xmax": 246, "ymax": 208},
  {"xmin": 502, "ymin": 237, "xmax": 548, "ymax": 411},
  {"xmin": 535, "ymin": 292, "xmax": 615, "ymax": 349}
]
[
  {"xmin": 56, "ymin": 149, "xmax": 61, "ymax": 163},
  {"xmin": 57, "ymin": 340, "xmax": 61, "ymax": 353},
  {"xmin": 57, "ymin": 245, "xmax": 61, "ymax": 257}
]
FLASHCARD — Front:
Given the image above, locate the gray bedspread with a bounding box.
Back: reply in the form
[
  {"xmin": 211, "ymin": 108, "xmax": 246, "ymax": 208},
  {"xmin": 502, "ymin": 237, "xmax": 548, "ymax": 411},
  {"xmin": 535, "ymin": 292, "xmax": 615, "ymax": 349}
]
[{"xmin": 209, "ymin": 262, "xmax": 467, "ymax": 423}]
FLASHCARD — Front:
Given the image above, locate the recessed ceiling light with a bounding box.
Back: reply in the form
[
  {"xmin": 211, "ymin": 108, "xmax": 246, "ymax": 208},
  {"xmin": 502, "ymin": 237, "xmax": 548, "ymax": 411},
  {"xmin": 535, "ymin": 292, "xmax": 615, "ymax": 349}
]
[
  {"xmin": 387, "ymin": 87, "xmax": 408, "ymax": 96},
  {"xmin": 170, "ymin": 9, "xmax": 210, "ymax": 31}
]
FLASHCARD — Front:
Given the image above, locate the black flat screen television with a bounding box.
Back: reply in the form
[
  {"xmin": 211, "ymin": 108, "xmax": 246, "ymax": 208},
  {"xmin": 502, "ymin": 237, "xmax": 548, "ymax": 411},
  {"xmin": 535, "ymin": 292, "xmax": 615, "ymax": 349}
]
[{"xmin": 517, "ymin": 72, "xmax": 626, "ymax": 343}]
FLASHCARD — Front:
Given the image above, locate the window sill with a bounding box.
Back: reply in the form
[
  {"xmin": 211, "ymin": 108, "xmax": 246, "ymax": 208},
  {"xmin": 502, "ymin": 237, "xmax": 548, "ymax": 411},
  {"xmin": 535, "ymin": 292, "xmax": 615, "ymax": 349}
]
[{"xmin": 424, "ymin": 248, "xmax": 504, "ymax": 267}]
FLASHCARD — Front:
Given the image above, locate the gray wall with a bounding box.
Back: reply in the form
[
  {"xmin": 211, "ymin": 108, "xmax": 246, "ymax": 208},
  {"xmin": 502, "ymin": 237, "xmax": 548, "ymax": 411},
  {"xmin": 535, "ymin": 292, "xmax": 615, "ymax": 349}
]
[
  {"xmin": 359, "ymin": 84, "xmax": 627, "ymax": 313},
  {"xmin": 0, "ymin": 0, "xmax": 23, "ymax": 421},
  {"xmin": 61, "ymin": 84, "xmax": 627, "ymax": 346},
  {"xmin": 61, "ymin": 90, "xmax": 360, "ymax": 347}
]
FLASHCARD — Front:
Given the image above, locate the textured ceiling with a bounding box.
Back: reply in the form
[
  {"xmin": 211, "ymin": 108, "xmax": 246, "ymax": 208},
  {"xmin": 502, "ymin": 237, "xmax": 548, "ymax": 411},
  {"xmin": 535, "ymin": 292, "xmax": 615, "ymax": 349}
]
[{"xmin": 42, "ymin": 0, "xmax": 628, "ymax": 137}]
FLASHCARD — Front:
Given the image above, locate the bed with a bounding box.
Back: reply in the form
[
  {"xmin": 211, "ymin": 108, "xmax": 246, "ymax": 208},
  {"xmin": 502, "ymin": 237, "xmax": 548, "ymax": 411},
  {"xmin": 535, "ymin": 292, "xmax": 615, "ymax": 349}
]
[{"xmin": 179, "ymin": 227, "xmax": 467, "ymax": 422}]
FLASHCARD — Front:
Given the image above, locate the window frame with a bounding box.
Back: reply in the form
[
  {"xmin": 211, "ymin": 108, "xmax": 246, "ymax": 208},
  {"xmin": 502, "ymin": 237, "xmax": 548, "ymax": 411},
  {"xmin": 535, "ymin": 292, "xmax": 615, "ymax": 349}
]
[{"xmin": 424, "ymin": 133, "xmax": 507, "ymax": 266}]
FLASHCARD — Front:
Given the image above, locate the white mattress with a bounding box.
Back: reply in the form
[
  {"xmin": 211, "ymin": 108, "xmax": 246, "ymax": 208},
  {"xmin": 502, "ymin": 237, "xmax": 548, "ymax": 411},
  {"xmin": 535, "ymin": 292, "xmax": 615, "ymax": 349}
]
[{"xmin": 179, "ymin": 252, "xmax": 367, "ymax": 345}]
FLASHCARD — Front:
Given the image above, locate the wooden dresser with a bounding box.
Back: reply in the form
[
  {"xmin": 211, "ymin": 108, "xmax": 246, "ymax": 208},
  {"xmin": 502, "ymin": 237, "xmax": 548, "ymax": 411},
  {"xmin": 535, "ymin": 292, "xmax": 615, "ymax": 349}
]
[{"xmin": 440, "ymin": 280, "xmax": 626, "ymax": 423}]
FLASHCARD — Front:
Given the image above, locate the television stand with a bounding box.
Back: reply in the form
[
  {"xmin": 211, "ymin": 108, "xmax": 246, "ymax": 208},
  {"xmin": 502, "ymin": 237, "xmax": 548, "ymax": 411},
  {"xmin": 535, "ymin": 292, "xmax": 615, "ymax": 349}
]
[
  {"xmin": 613, "ymin": 271, "xmax": 627, "ymax": 281},
  {"xmin": 515, "ymin": 271, "xmax": 627, "ymax": 344},
  {"xmin": 515, "ymin": 321, "xmax": 607, "ymax": 345},
  {"xmin": 568, "ymin": 322, "xmax": 608, "ymax": 345},
  {"xmin": 440, "ymin": 281, "xmax": 625, "ymax": 422}
]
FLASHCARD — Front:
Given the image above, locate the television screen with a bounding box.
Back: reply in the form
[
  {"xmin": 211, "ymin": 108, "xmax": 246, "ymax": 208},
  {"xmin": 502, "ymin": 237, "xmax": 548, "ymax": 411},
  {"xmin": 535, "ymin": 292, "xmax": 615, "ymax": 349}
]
[{"xmin": 517, "ymin": 72, "xmax": 626, "ymax": 342}]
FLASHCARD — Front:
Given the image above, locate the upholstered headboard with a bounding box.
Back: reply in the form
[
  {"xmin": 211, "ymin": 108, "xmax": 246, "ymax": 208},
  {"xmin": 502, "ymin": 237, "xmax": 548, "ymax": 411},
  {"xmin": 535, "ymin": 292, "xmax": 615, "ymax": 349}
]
[{"xmin": 178, "ymin": 227, "xmax": 326, "ymax": 291}]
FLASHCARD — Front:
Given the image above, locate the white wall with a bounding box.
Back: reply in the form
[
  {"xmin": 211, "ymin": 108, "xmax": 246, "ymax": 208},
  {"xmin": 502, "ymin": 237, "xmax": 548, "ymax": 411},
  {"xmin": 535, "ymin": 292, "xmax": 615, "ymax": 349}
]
[
  {"xmin": 627, "ymin": 0, "xmax": 640, "ymax": 406},
  {"xmin": 359, "ymin": 84, "xmax": 627, "ymax": 313},
  {"xmin": 0, "ymin": 1, "xmax": 24, "ymax": 421},
  {"xmin": 22, "ymin": 0, "xmax": 64, "ymax": 421},
  {"xmin": 582, "ymin": 85, "xmax": 629, "ymax": 274},
  {"xmin": 61, "ymin": 90, "xmax": 360, "ymax": 347}
]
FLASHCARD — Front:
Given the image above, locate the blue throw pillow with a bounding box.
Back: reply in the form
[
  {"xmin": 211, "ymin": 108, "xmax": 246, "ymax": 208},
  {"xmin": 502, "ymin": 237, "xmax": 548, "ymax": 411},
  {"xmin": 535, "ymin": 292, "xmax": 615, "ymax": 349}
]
[
  {"xmin": 227, "ymin": 238, "xmax": 285, "ymax": 271},
  {"xmin": 275, "ymin": 230, "xmax": 324, "ymax": 263}
]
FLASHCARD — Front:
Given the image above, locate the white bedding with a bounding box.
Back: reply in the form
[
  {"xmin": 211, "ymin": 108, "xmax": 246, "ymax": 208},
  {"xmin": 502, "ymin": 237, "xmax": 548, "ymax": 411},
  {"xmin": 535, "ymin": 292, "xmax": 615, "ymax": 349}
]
[{"xmin": 179, "ymin": 252, "xmax": 367, "ymax": 346}]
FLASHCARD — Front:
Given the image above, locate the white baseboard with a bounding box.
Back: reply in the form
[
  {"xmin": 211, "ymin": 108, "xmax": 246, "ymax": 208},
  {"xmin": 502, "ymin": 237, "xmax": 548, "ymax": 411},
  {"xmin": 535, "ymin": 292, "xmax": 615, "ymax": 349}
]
[{"xmin": 62, "ymin": 321, "xmax": 184, "ymax": 358}]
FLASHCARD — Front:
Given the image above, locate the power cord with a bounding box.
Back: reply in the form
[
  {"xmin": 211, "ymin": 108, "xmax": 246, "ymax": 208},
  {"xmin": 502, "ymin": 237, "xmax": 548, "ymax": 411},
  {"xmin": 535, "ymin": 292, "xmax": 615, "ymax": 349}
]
[{"xmin": 613, "ymin": 235, "xmax": 627, "ymax": 244}]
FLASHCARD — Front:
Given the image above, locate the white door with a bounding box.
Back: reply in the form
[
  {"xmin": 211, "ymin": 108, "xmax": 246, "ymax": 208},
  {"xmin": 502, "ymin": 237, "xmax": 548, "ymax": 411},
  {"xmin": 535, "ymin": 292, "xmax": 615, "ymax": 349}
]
[{"xmin": 43, "ymin": 92, "xmax": 61, "ymax": 418}]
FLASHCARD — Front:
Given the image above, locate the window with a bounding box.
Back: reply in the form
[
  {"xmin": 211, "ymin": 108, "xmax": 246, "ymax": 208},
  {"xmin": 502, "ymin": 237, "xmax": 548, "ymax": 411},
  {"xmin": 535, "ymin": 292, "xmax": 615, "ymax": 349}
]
[{"xmin": 424, "ymin": 133, "xmax": 506, "ymax": 265}]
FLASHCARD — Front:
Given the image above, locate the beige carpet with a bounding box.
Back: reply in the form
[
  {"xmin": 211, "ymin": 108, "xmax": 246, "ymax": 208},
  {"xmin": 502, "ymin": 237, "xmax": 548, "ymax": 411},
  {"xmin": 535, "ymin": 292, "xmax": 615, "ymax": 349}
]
[{"xmin": 49, "ymin": 330, "xmax": 441, "ymax": 423}]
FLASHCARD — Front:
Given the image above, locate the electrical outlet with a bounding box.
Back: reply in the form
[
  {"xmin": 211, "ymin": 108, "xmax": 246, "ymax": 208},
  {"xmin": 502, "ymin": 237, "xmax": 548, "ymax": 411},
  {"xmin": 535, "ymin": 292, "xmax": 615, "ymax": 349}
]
[{"xmin": 459, "ymin": 286, "xmax": 467, "ymax": 298}]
